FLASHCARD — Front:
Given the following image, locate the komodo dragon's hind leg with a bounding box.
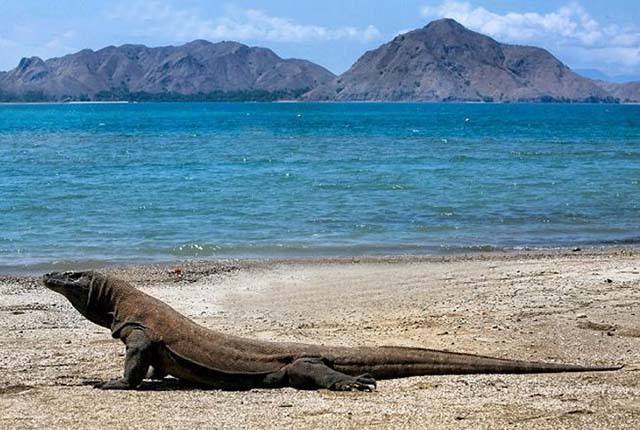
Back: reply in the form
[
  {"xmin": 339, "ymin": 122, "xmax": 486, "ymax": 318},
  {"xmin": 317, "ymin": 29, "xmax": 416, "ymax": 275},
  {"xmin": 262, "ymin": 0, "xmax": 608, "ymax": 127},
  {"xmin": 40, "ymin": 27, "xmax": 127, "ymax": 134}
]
[
  {"xmin": 95, "ymin": 328, "xmax": 152, "ymax": 390},
  {"xmin": 284, "ymin": 357, "xmax": 377, "ymax": 391}
]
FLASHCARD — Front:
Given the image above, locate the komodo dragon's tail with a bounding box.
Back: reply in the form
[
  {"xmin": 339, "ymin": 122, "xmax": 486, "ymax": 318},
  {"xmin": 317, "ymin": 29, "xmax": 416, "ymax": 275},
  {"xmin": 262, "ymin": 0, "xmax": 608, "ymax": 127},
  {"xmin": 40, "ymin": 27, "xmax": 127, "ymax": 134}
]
[{"xmin": 323, "ymin": 346, "xmax": 622, "ymax": 380}]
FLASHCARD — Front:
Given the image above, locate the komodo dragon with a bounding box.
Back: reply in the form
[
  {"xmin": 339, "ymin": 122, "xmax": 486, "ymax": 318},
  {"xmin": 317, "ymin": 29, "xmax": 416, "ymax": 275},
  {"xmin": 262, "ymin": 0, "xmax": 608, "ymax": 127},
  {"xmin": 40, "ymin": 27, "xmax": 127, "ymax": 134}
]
[{"xmin": 42, "ymin": 271, "xmax": 621, "ymax": 391}]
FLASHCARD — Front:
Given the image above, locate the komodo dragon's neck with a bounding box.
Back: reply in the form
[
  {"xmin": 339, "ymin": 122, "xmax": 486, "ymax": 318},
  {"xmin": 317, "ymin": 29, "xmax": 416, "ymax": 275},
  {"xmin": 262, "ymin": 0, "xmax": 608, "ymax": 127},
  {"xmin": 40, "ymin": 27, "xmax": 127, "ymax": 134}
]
[{"xmin": 72, "ymin": 274, "xmax": 119, "ymax": 329}]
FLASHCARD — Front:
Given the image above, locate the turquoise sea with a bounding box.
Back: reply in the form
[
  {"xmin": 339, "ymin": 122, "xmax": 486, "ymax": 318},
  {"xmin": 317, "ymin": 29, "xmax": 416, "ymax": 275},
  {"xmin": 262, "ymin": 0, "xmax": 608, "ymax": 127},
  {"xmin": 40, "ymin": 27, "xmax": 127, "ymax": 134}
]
[{"xmin": 1, "ymin": 102, "xmax": 639, "ymax": 272}]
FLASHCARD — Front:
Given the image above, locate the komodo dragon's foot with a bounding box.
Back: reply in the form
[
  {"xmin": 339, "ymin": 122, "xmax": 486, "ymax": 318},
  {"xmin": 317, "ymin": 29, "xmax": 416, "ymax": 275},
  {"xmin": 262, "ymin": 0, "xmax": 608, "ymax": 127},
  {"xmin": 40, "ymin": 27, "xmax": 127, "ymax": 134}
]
[
  {"xmin": 330, "ymin": 374, "xmax": 377, "ymax": 392},
  {"xmin": 285, "ymin": 358, "xmax": 377, "ymax": 391}
]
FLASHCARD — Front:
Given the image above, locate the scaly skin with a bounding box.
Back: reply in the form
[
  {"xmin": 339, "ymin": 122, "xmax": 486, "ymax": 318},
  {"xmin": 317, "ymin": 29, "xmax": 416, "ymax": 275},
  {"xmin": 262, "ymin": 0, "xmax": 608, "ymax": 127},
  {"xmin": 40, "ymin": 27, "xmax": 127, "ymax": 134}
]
[{"xmin": 42, "ymin": 271, "xmax": 622, "ymax": 391}]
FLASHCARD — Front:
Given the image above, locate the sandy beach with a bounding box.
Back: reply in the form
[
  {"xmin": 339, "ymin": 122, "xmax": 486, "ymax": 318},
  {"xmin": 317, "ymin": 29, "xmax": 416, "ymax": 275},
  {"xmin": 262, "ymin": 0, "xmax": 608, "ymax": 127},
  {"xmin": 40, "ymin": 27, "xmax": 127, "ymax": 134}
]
[{"xmin": 1, "ymin": 248, "xmax": 639, "ymax": 429}]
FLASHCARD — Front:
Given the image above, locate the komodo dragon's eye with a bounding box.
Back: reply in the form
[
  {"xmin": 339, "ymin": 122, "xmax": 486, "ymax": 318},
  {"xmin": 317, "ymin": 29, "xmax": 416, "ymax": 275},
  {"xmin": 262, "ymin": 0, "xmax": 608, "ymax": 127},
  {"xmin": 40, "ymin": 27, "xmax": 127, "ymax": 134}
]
[{"xmin": 65, "ymin": 272, "xmax": 84, "ymax": 281}]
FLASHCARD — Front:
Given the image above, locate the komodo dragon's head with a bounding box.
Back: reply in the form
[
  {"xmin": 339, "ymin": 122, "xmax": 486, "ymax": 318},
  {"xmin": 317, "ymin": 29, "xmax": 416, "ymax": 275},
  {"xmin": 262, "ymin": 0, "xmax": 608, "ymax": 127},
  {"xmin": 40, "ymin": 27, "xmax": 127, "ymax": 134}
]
[
  {"xmin": 42, "ymin": 271, "xmax": 114, "ymax": 327},
  {"xmin": 42, "ymin": 271, "xmax": 93, "ymax": 297}
]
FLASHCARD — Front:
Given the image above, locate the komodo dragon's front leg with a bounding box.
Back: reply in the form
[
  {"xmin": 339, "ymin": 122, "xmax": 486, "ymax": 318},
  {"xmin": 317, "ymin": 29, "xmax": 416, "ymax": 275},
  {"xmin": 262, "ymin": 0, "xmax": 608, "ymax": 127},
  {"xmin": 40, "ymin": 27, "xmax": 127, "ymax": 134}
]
[
  {"xmin": 281, "ymin": 358, "xmax": 377, "ymax": 391},
  {"xmin": 95, "ymin": 327, "xmax": 152, "ymax": 390}
]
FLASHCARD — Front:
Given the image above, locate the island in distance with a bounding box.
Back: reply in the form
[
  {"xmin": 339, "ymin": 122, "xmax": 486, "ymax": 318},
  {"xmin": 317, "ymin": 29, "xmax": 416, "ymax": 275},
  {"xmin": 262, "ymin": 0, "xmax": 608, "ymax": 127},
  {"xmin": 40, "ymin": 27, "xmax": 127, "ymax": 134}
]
[
  {"xmin": 1, "ymin": 18, "xmax": 638, "ymax": 103},
  {"xmin": 0, "ymin": 41, "xmax": 336, "ymax": 102},
  {"xmin": 304, "ymin": 19, "xmax": 637, "ymax": 103}
]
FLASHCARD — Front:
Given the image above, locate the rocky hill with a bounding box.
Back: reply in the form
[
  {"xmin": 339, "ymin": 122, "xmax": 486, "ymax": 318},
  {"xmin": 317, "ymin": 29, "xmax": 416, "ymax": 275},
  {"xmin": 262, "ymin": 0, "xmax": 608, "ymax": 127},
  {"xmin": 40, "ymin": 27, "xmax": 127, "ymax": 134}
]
[
  {"xmin": 304, "ymin": 19, "xmax": 617, "ymax": 102},
  {"xmin": 0, "ymin": 40, "xmax": 335, "ymax": 101}
]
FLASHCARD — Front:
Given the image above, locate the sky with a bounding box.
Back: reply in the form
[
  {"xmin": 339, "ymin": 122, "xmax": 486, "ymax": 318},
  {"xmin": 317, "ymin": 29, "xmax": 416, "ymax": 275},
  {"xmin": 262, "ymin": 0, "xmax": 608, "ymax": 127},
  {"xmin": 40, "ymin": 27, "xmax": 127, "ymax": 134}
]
[{"xmin": 1, "ymin": 0, "xmax": 639, "ymax": 79}]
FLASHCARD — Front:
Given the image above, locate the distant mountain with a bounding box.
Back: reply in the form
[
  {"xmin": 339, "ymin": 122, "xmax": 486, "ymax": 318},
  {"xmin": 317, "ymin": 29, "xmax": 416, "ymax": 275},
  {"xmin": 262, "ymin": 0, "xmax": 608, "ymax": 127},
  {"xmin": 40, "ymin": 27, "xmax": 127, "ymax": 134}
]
[
  {"xmin": 594, "ymin": 81, "xmax": 640, "ymax": 103},
  {"xmin": 304, "ymin": 19, "xmax": 616, "ymax": 102},
  {"xmin": 575, "ymin": 68, "xmax": 613, "ymax": 82},
  {"xmin": 0, "ymin": 40, "xmax": 335, "ymax": 102},
  {"xmin": 575, "ymin": 68, "xmax": 640, "ymax": 84},
  {"xmin": 1, "ymin": 21, "xmax": 638, "ymax": 103}
]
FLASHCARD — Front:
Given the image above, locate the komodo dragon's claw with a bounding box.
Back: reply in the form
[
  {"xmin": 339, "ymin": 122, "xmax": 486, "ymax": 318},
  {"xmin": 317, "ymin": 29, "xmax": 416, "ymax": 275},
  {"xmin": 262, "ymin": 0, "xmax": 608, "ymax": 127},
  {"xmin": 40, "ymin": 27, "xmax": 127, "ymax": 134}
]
[{"xmin": 331, "ymin": 374, "xmax": 377, "ymax": 392}]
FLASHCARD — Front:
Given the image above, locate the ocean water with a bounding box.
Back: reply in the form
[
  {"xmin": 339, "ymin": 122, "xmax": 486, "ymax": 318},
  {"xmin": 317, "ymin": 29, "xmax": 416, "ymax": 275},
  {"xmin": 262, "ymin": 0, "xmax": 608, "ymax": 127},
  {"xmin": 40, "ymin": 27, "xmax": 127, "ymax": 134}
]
[{"xmin": 1, "ymin": 102, "xmax": 639, "ymax": 272}]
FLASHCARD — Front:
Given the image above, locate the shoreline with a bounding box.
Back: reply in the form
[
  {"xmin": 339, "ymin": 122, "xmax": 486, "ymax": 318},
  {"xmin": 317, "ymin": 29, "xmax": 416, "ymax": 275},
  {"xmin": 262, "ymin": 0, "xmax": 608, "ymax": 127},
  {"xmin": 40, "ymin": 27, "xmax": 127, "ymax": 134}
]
[
  {"xmin": 2, "ymin": 100, "xmax": 640, "ymax": 105},
  {"xmin": 0, "ymin": 100, "xmax": 130, "ymax": 105},
  {"xmin": 2, "ymin": 244, "xmax": 638, "ymax": 278}
]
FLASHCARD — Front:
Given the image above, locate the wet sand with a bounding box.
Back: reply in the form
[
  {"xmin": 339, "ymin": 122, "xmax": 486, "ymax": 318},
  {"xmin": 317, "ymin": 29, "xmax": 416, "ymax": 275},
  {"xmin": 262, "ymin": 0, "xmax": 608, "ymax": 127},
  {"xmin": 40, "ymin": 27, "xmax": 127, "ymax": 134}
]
[{"xmin": 1, "ymin": 248, "xmax": 639, "ymax": 429}]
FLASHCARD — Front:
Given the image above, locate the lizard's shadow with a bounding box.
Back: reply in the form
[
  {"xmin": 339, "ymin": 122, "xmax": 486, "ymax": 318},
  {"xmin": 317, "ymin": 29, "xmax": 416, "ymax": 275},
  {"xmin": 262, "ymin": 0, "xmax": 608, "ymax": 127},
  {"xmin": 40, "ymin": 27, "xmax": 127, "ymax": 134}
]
[{"xmin": 81, "ymin": 378, "xmax": 206, "ymax": 391}]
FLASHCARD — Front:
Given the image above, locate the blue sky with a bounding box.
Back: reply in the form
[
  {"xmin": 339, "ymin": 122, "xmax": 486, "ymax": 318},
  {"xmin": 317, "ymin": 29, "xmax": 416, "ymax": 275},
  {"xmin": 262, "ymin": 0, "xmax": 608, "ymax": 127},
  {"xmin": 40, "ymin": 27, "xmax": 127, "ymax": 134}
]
[{"xmin": 1, "ymin": 1, "xmax": 639, "ymax": 78}]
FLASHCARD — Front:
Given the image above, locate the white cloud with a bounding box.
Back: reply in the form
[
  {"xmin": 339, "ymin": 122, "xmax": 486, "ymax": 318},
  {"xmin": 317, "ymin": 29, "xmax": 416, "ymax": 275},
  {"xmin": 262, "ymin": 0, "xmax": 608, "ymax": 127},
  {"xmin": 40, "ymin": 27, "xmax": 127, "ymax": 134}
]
[
  {"xmin": 110, "ymin": 1, "xmax": 381, "ymax": 44},
  {"xmin": 0, "ymin": 35, "xmax": 17, "ymax": 49},
  {"xmin": 44, "ymin": 30, "xmax": 77, "ymax": 51},
  {"xmin": 0, "ymin": 29, "xmax": 79, "ymax": 70},
  {"xmin": 420, "ymin": 1, "xmax": 640, "ymax": 73}
]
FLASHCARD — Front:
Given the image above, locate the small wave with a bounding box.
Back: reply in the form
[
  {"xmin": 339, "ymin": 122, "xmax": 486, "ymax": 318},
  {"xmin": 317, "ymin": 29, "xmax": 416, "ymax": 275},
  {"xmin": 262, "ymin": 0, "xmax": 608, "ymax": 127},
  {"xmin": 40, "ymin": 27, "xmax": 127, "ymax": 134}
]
[
  {"xmin": 437, "ymin": 244, "xmax": 502, "ymax": 254},
  {"xmin": 599, "ymin": 236, "xmax": 640, "ymax": 245},
  {"xmin": 450, "ymin": 155, "xmax": 474, "ymax": 162}
]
